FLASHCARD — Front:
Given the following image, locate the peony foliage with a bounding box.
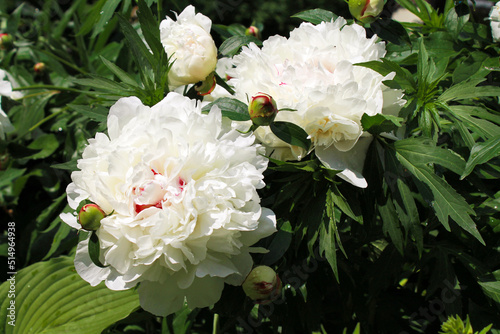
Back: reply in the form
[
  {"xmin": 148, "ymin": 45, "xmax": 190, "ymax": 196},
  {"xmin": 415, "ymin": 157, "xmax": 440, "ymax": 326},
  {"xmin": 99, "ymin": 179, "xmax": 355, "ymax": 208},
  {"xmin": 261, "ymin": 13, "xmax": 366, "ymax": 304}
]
[{"xmin": 0, "ymin": 0, "xmax": 499, "ymax": 333}]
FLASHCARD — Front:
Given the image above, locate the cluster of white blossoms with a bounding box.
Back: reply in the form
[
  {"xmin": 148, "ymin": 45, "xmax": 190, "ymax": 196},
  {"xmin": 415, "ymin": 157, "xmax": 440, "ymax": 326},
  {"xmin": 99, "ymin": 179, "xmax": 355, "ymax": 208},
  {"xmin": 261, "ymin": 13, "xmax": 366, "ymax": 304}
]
[
  {"xmin": 227, "ymin": 17, "xmax": 404, "ymax": 188},
  {"xmin": 62, "ymin": 5, "xmax": 406, "ymax": 316},
  {"xmin": 61, "ymin": 92, "xmax": 276, "ymax": 316}
]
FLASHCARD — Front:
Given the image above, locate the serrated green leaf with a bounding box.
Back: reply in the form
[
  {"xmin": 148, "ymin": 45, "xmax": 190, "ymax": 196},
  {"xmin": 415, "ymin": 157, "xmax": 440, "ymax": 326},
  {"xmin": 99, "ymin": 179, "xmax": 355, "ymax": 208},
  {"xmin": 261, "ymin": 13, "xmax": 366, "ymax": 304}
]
[
  {"xmin": 291, "ymin": 8, "xmax": 337, "ymax": 24},
  {"xmin": 394, "ymin": 138, "xmax": 466, "ymax": 175},
  {"xmin": 0, "ymin": 256, "xmax": 139, "ymax": 334},
  {"xmin": 137, "ymin": 0, "xmax": 164, "ymax": 59},
  {"xmin": 270, "ymin": 121, "xmax": 311, "ymax": 151},
  {"xmin": 202, "ymin": 97, "xmax": 250, "ymax": 121},
  {"xmin": 218, "ymin": 35, "xmax": 262, "ymax": 57},
  {"xmin": 320, "ymin": 198, "xmax": 339, "ymax": 281},
  {"xmin": 395, "ymin": 142, "xmax": 484, "ymax": 244},
  {"xmin": 329, "ymin": 184, "xmax": 363, "ymax": 223},
  {"xmin": 91, "ymin": 0, "xmax": 121, "ymax": 39},
  {"xmin": 447, "ymin": 105, "xmax": 500, "ymax": 139},
  {"xmin": 361, "ymin": 113, "xmax": 404, "ymax": 135},
  {"xmin": 355, "ymin": 59, "xmax": 416, "ymax": 91},
  {"xmin": 444, "ymin": 3, "xmax": 469, "ymax": 38},
  {"xmin": 462, "ymin": 135, "xmax": 500, "ymax": 179},
  {"xmin": 438, "ymin": 79, "xmax": 500, "ymax": 102}
]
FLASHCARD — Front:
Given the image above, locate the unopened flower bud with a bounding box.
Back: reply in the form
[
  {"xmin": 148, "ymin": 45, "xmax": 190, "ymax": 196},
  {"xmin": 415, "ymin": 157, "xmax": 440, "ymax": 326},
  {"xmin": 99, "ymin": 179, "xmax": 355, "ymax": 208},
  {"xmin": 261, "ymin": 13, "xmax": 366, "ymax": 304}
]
[
  {"xmin": 78, "ymin": 204, "xmax": 105, "ymax": 231},
  {"xmin": 245, "ymin": 26, "xmax": 260, "ymax": 39},
  {"xmin": 34, "ymin": 62, "xmax": 46, "ymax": 74},
  {"xmin": 248, "ymin": 93, "xmax": 278, "ymax": 127},
  {"xmin": 349, "ymin": 0, "xmax": 384, "ymax": 24},
  {"xmin": 0, "ymin": 33, "xmax": 14, "ymax": 50},
  {"xmin": 242, "ymin": 265, "xmax": 282, "ymax": 304},
  {"xmin": 195, "ymin": 71, "xmax": 216, "ymax": 96}
]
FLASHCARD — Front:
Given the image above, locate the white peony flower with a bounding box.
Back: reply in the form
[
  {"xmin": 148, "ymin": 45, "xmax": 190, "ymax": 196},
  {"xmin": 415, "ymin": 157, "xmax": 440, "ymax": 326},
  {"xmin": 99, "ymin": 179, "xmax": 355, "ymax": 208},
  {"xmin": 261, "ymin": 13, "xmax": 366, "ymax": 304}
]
[
  {"xmin": 0, "ymin": 69, "xmax": 23, "ymax": 139},
  {"xmin": 160, "ymin": 5, "xmax": 218, "ymax": 88},
  {"xmin": 227, "ymin": 17, "xmax": 404, "ymax": 188},
  {"xmin": 490, "ymin": 2, "xmax": 500, "ymax": 42},
  {"xmin": 61, "ymin": 92, "xmax": 276, "ymax": 316}
]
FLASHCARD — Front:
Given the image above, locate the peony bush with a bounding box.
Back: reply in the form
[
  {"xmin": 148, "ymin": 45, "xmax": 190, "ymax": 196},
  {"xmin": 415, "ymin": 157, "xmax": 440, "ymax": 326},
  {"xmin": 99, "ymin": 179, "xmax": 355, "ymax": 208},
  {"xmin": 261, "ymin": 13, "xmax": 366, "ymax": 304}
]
[{"xmin": 0, "ymin": 0, "xmax": 499, "ymax": 333}]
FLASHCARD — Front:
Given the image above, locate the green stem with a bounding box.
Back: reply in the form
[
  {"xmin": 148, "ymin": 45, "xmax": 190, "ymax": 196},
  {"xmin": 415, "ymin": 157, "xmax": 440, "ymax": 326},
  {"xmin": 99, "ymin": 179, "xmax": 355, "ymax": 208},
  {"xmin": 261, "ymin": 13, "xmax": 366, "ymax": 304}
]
[
  {"xmin": 13, "ymin": 85, "xmax": 88, "ymax": 94},
  {"xmin": 29, "ymin": 108, "xmax": 66, "ymax": 132},
  {"xmin": 212, "ymin": 313, "xmax": 220, "ymax": 334}
]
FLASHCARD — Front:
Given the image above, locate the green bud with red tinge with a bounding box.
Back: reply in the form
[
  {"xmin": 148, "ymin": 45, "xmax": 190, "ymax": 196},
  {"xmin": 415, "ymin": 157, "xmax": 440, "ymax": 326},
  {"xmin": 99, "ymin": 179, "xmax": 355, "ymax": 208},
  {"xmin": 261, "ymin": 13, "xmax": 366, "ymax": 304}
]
[
  {"xmin": 242, "ymin": 265, "xmax": 282, "ymax": 304},
  {"xmin": 0, "ymin": 33, "xmax": 14, "ymax": 50},
  {"xmin": 349, "ymin": 0, "xmax": 384, "ymax": 24},
  {"xmin": 245, "ymin": 26, "xmax": 260, "ymax": 39},
  {"xmin": 195, "ymin": 71, "xmax": 216, "ymax": 96},
  {"xmin": 78, "ymin": 204, "xmax": 105, "ymax": 231},
  {"xmin": 248, "ymin": 93, "xmax": 278, "ymax": 127},
  {"xmin": 34, "ymin": 62, "xmax": 46, "ymax": 74}
]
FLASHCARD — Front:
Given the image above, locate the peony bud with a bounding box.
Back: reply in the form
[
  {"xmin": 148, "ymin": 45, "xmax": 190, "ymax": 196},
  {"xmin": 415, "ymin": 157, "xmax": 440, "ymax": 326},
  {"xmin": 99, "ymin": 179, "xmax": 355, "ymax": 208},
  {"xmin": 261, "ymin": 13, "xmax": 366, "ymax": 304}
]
[
  {"xmin": 349, "ymin": 0, "xmax": 384, "ymax": 24},
  {"xmin": 0, "ymin": 33, "xmax": 14, "ymax": 50},
  {"xmin": 245, "ymin": 26, "xmax": 260, "ymax": 39},
  {"xmin": 78, "ymin": 204, "xmax": 106, "ymax": 231},
  {"xmin": 160, "ymin": 6, "xmax": 218, "ymax": 88},
  {"xmin": 242, "ymin": 265, "xmax": 282, "ymax": 304},
  {"xmin": 195, "ymin": 71, "xmax": 216, "ymax": 96},
  {"xmin": 34, "ymin": 62, "xmax": 46, "ymax": 74},
  {"xmin": 248, "ymin": 93, "xmax": 278, "ymax": 127}
]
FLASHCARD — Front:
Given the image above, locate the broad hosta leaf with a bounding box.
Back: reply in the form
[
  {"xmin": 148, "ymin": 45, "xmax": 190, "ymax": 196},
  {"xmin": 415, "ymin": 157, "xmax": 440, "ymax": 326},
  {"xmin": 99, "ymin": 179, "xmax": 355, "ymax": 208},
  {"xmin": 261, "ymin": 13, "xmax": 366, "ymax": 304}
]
[
  {"xmin": 218, "ymin": 35, "xmax": 262, "ymax": 57},
  {"xmin": 395, "ymin": 140, "xmax": 484, "ymax": 244},
  {"xmin": 291, "ymin": 9, "xmax": 337, "ymax": 24},
  {"xmin": 270, "ymin": 121, "xmax": 311, "ymax": 151},
  {"xmin": 461, "ymin": 135, "xmax": 500, "ymax": 179},
  {"xmin": 202, "ymin": 97, "xmax": 250, "ymax": 121},
  {"xmin": 0, "ymin": 256, "xmax": 139, "ymax": 334}
]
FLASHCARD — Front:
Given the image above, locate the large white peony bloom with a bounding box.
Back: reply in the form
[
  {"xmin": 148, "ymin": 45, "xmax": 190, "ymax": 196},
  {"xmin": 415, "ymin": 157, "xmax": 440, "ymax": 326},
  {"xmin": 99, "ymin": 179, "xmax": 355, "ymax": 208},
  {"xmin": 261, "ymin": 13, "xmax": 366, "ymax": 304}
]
[
  {"xmin": 61, "ymin": 92, "xmax": 276, "ymax": 316},
  {"xmin": 160, "ymin": 5, "xmax": 218, "ymax": 88},
  {"xmin": 490, "ymin": 2, "xmax": 500, "ymax": 42},
  {"xmin": 227, "ymin": 17, "xmax": 404, "ymax": 188}
]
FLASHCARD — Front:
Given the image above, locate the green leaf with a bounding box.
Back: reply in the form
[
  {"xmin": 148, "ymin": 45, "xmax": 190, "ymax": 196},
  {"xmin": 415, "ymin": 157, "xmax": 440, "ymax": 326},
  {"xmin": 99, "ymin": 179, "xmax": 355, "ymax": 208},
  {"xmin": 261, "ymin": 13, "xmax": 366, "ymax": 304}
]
[
  {"xmin": 291, "ymin": 9, "xmax": 337, "ymax": 24},
  {"xmin": 68, "ymin": 104, "xmax": 108, "ymax": 123},
  {"xmin": 395, "ymin": 141, "xmax": 484, "ymax": 244},
  {"xmin": 361, "ymin": 113, "xmax": 404, "ymax": 135},
  {"xmin": 77, "ymin": 0, "xmax": 107, "ymax": 36},
  {"xmin": 0, "ymin": 256, "xmax": 139, "ymax": 334},
  {"xmin": 26, "ymin": 134, "xmax": 59, "ymax": 160},
  {"xmin": 379, "ymin": 195, "xmax": 405, "ymax": 255},
  {"xmin": 329, "ymin": 184, "xmax": 363, "ymax": 223},
  {"xmin": 99, "ymin": 56, "xmax": 140, "ymax": 87},
  {"xmin": 261, "ymin": 221, "xmax": 293, "ymax": 266},
  {"xmin": 270, "ymin": 121, "xmax": 311, "ymax": 151},
  {"xmin": 0, "ymin": 168, "xmax": 26, "ymax": 188},
  {"xmin": 91, "ymin": 0, "xmax": 122, "ymax": 39},
  {"xmin": 444, "ymin": 2, "xmax": 469, "ymax": 38},
  {"xmin": 51, "ymin": 160, "xmax": 78, "ymax": 171},
  {"xmin": 447, "ymin": 105, "xmax": 500, "ymax": 140},
  {"xmin": 394, "ymin": 138, "xmax": 466, "ymax": 175},
  {"xmin": 320, "ymin": 193, "xmax": 339, "ymax": 281},
  {"xmin": 370, "ymin": 18, "xmax": 411, "ymax": 46},
  {"xmin": 218, "ymin": 35, "xmax": 262, "ymax": 57},
  {"xmin": 478, "ymin": 281, "xmax": 500, "ymax": 304},
  {"xmin": 136, "ymin": 0, "xmax": 164, "ymax": 59},
  {"xmin": 355, "ymin": 59, "xmax": 416, "ymax": 91},
  {"xmin": 438, "ymin": 79, "xmax": 500, "ymax": 102},
  {"xmin": 202, "ymin": 97, "xmax": 250, "ymax": 121},
  {"xmin": 89, "ymin": 232, "xmax": 108, "ymax": 268},
  {"xmin": 461, "ymin": 135, "xmax": 500, "ymax": 179}
]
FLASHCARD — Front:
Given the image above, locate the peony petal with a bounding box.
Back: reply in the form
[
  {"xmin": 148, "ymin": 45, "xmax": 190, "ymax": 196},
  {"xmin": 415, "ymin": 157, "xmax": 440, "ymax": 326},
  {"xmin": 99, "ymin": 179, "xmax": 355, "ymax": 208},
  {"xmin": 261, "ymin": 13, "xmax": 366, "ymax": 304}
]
[
  {"xmin": 60, "ymin": 212, "xmax": 81, "ymax": 230},
  {"xmin": 184, "ymin": 276, "xmax": 225, "ymax": 309},
  {"xmin": 138, "ymin": 279, "xmax": 186, "ymax": 316},
  {"xmin": 74, "ymin": 238, "xmax": 111, "ymax": 286},
  {"xmin": 316, "ymin": 136, "xmax": 373, "ymax": 188}
]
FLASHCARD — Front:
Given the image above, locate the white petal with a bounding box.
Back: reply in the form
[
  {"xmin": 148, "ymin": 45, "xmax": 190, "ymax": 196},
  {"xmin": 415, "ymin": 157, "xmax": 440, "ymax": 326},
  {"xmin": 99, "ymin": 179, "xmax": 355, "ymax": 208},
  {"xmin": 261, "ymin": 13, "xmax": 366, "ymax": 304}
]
[
  {"xmin": 185, "ymin": 276, "xmax": 225, "ymax": 309},
  {"xmin": 60, "ymin": 212, "xmax": 81, "ymax": 230},
  {"xmin": 316, "ymin": 136, "xmax": 373, "ymax": 188},
  {"xmin": 138, "ymin": 279, "xmax": 186, "ymax": 316},
  {"xmin": 74, "ymin": 238, "xmax": 111, "ymax": 286}
]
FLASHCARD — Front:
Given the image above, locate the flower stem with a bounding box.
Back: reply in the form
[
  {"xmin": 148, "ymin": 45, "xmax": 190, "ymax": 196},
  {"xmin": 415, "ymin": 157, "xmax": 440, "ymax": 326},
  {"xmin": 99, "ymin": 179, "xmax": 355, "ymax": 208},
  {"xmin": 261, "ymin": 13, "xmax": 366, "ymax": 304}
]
[{"xmin": 212, "ymin": 313, "xmax": 220, "ymax": 334}]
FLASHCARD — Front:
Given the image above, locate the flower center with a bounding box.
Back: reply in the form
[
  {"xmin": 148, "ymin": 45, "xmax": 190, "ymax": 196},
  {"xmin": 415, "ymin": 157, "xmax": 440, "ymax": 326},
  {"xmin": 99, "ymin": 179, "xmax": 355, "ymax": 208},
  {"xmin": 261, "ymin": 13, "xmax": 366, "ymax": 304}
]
[{"xmin": 132, "ymin": 170, "xmax": 186, "ymax": 214}]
